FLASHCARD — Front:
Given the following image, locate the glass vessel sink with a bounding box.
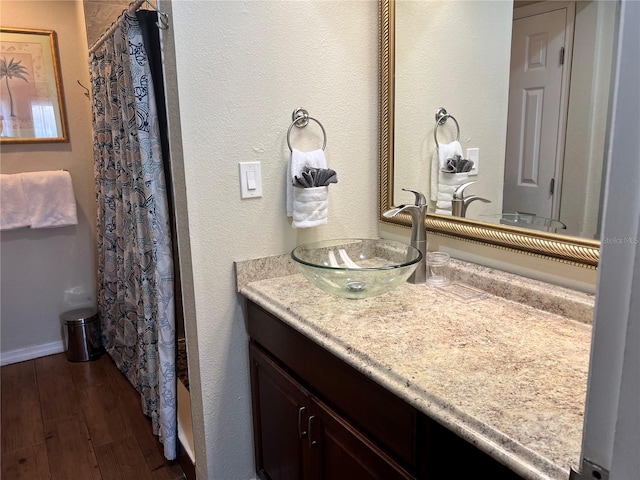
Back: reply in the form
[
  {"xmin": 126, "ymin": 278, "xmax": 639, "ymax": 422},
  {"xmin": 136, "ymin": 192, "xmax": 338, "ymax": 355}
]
[{"xmin": 291, "ymin": 238, "xmax": 422, "ymax": 299}]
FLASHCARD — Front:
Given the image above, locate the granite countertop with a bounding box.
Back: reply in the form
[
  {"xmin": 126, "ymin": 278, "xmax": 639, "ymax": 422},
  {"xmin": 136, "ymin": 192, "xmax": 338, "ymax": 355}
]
[{"xmin": 236, "ymin": 254, "xmax": 594, "ymax": 480}]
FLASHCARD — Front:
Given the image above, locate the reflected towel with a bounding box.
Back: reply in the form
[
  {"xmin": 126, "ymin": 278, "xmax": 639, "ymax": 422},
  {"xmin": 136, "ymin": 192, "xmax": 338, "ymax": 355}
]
[
  {"xmin": 292, "ymin": 186, "xmax": 328, "ymax": 228},
  {"xmin": 286, "ymin": 149, "xmax": 327, "ymax": 217},
  {"xmin": 435, "ymin": 172, "xmax": 469, "ymax": 213},
  {"xmin": 430, "ymin": 141, "xmax": 463, "ymax": 202},
  {"xmin": 0, "ymin": 174, "xmax": 30, "ymax": 230},
  {"xmin": 21, "ymin": 171, "xmax": 78, "ymax": 228}
]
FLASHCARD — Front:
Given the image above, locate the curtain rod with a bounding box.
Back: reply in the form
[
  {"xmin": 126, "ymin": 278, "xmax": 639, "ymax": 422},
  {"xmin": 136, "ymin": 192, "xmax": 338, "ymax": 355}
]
[{"xmin": 88, "ymin": 0, "xmax": 165, "ymax": 54}]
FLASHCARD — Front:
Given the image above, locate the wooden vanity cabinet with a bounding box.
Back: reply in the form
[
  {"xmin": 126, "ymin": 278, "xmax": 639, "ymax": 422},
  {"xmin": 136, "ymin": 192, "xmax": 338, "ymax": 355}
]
[
  {"xmin": 250, "ymin": 343, "xmax": 413, "ymax": 480},
  {"xmin": 247, "ymin": 300, "xmax": 523, "ymax": 480}
]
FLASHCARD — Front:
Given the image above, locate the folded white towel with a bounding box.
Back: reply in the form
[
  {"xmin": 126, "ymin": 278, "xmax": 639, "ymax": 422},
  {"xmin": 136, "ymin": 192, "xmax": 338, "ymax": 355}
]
[
  {"xmin": 434, "ymin": 171, "xmax": 470, "ymax": 214},
  {"xmin": 21, "ymin": 171, "xmax": 78, "ymax": 228},
  {"xmin": 286, "ymin": 149, "xmax": 327, "ymax": 217},
  {"xmin": 292, "ymin": 186, "xmax": 328, "ymax": 228},
  {"xmin": 437, "ymin": 184, "xmax": 458, "ymax": 197},
  {"xmin": 439, "ymin": 171, "xmax": 469, "ymax": 186},
  {"xmin": 0, "ymin": 174, "xmax": 30, "ymax": 230},
  {"xmin": 430, "ymin": 141, "xmax": 463, "ymax": 202}
]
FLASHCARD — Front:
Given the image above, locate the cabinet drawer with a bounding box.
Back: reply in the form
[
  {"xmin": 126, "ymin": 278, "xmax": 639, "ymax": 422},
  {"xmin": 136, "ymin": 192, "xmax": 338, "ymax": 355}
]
[{"xmin": 247, "ymin": 301, "xmax": 417, "ymax": 471}]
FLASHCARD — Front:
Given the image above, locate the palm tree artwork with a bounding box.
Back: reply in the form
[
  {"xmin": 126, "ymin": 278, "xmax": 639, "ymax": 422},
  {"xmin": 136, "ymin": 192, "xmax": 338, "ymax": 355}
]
[{"xmin": 0, "ymin": 57, "xmax": 29, "ymax": 117}]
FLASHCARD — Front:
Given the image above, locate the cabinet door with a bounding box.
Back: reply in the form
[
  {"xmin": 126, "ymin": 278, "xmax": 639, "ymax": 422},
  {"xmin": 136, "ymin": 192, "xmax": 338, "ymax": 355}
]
[
  {"xmin": 247, "ymin": 300, "xmax": 417, "ymax": 470},
  {"xmin": 250, "ymin": 343, "xmax": 310, "ymax": 480},
  {"xmin": 308, "ymin": 396, "xmax": 415, "ymax": 480}
]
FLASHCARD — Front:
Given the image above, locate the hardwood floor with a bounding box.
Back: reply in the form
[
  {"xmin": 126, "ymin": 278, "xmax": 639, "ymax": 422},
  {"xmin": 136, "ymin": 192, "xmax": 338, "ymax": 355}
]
[{"xmin": 1, "ymin": 353, "xmax": 186, "ymax": 480}]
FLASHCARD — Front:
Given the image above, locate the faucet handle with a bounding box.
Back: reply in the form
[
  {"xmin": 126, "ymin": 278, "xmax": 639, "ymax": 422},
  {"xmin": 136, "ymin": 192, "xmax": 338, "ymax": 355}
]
[
  {"xmin": 453, "ymin": 181, "xmax": 476, "ymax": 199},
  {"xmin": 402, "ymin": 188, "xmax": 427, "ymax": 206}
]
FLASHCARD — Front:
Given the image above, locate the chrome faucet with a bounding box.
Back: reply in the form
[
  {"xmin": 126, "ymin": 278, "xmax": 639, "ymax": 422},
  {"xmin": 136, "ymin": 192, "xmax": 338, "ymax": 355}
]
[
  {"xmin": 451, "ymin": 181, "xmax": 491, "ymax": 218},
  {"xmin": 383, "ymin": 188, "xmax": 427, "ymax": 284}
]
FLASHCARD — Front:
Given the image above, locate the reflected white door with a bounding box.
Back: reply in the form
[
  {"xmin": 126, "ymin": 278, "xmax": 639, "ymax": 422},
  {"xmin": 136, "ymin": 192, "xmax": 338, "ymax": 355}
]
[{"xmin": 503, "ymin": 6, "xmax": 570, "ymax": 218}]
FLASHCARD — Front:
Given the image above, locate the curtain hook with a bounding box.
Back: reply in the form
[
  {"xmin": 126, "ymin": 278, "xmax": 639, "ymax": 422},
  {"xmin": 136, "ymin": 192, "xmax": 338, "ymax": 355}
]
[
  {"xmin": 157, "ymin": 11, "xmax": 169, "ymax": 29},
  {"xmin": 144, "ymin": 0, "xmax": 169, "ymax": 29}
]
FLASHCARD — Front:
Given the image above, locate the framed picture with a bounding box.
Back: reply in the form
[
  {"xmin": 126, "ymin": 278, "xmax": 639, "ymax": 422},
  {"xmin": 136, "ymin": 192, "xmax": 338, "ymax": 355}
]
[{"xmin": 0, "ymin": 27, "xmax": 68, "ymax": 144}]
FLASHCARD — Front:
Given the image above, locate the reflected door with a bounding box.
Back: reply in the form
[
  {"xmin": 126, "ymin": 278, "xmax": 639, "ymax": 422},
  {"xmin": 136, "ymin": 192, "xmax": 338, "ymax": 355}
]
[{"xmin": 503, "ymin": 6, "xmax": 569, "ymax": 217}]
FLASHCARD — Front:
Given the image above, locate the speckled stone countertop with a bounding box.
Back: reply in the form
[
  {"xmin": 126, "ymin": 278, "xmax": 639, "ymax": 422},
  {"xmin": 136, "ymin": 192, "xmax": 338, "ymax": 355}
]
[{"xmin": 236, "ymin": 254, "xmax": 594, "ymax": 480}]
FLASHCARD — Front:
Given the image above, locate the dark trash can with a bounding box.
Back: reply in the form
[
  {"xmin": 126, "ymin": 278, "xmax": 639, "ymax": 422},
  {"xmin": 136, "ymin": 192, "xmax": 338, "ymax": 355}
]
[{"xmin": 61, "ymin": 308, "xmax": 103, "ymax": 362}]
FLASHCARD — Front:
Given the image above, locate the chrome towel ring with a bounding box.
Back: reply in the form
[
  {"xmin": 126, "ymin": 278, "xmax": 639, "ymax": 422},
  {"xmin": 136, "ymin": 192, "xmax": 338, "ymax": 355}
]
[
  {"xmin": 434, "ymin": 107, "xmax": 460, "ymax": 148},
  {"xmin": 287, "ymin": 108, "xmax": 327, "ymax": 152}
]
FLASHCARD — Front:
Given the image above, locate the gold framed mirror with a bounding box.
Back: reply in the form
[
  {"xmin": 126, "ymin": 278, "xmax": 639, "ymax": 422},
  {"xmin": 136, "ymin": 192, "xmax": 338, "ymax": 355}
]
[{"xmin": 379, "ymin": 0, "xmax": 602, "ymax": 269}]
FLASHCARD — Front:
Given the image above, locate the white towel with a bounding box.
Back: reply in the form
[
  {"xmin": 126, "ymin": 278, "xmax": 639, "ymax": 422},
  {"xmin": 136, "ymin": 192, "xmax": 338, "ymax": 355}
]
[
  {"xmin": 286, "ymin": 148, "xmax": 327, "ymax": 217},
  {"xmin": 430, "ymin": 141, "xmax": 463, "ymax": 202},
  {"xmin": 435, "ymin": 172, "xmax": 470, "ymax": 213},
  {"xmin": 0, "ymin": 174, "xmax": 30, "ymax": 230},
  {"xmin": 21, "ymin": 171, "xmax": 78, "ymax": 228},
  {"xmin": 292, "ymin": 186, "xmax": 328, "ymax": 228},
  {"xmin": 436, "ymin": 188, "xmax": 455, "ymax": 210}
]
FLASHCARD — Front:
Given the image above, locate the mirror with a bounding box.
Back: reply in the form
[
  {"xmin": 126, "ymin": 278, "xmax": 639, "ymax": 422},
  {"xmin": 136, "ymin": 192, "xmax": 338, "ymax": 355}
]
[{"xmin": 379, "ymin": 0, "xmax": 614, "ymax": 268}]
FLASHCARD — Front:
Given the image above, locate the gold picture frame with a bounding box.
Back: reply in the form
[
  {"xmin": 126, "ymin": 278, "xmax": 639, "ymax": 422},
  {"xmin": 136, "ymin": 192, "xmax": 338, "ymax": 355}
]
[{"xmin": 0, "ymin": 27, "xmax": 68, "ymax": 144}]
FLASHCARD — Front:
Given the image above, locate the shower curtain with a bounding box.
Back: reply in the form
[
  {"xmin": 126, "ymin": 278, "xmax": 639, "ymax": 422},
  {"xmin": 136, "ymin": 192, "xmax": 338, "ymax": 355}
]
[{"xmin": 89, "ymin": 12, "xmax": 176, "ymax": 460}]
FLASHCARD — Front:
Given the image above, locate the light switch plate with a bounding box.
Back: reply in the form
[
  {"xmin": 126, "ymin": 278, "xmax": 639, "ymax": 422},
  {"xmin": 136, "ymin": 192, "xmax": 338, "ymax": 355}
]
[
  {"xmin": 239, "ymin": 161, "xmax": 262, "ymax": 198},
  {"xmin": 467, "ymin": 148, "xmax": 479, "ymax": 175}
]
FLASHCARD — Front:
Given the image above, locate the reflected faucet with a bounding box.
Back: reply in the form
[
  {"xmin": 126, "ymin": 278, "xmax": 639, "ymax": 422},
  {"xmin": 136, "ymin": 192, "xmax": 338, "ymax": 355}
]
[
  {"xmin": 383, "ymin": 188, "xmax": 427, "ymax": 284},
  {"xmin": 451, "ymin": 181, "xmax": 491, "ymax": 218}
]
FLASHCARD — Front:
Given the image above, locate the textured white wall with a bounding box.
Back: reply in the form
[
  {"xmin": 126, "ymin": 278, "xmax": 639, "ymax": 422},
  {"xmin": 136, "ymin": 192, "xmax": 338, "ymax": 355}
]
[
  {"xmin": 0, "ymin": 1, "xmax": 96, "ymax": 361},
  {"xmin": 170, "ymin": 1, "xmax": 380, "ymax": 477}
]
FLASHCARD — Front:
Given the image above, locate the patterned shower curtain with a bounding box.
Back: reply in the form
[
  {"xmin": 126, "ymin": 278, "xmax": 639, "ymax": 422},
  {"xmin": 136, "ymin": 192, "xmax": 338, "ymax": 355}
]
[{"xmin": 89, "ymin": 13, "xmax": 176, "ymax": 460}]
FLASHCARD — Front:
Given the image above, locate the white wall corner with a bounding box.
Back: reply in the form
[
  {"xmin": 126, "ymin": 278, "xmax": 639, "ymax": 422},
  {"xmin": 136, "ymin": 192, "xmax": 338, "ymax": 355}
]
[{"xmin": 579, "ymin": 1, "xmax": 640, "ymax": 477}]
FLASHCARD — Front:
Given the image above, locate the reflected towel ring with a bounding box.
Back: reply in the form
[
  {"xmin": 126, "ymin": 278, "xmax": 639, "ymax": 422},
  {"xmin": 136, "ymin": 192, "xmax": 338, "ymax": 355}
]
[
  {"xmin": 156, "ymin": 10, "xmax": 169, "ymax": 29},
  {"xmin": 287, "ymin": 108, "xmax": 327, "ymax": 152},
  {"xmin": 434, "ymin": 107, "xmax": 460, "ymax": 148}
]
